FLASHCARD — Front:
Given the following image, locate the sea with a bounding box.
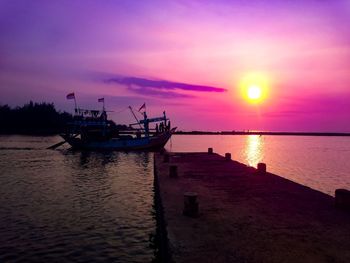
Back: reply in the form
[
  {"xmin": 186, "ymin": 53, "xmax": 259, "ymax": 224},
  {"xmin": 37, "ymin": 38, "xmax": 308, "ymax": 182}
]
[{"xmin": 1, "ymin": 134, "xmax": 350, "ymax": 262}]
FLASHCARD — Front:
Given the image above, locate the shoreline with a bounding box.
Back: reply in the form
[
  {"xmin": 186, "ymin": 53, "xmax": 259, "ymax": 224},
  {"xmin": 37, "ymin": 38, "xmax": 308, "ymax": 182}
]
[
  {"xmin": 175, "ymin": 131, "xmax": 350, "ymax": 136},
  {"xmin": 1, "ymin": 131, "xmax": 350, "ymax": 137}
]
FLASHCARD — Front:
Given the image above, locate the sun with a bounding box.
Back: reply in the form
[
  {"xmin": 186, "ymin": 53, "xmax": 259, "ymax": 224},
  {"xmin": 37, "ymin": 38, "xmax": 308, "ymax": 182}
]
[
  {"xmin": 238, "ymin": 72, "xmax": 270, "ymax": 104},
  {"xmin": 247, "ymin": 85, "xmax": 262, "ymax": 100}
]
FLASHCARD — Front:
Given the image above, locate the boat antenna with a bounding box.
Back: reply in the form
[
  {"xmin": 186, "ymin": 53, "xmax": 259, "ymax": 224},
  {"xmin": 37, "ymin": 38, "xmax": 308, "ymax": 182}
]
[
  {"xmin": 128, "ymin": 106, "xmax": 143, "ymax": 130},
  {"xmin": 74, "ymin": 98, "xmax": 77, "ymax": 113}
]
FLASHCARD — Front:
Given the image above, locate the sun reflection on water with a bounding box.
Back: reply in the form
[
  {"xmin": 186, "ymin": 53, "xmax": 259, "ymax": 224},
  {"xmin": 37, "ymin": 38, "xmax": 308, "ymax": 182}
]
[{"xmin": 245, "ymin": 135, "xmax": 264, "ymax": 167}]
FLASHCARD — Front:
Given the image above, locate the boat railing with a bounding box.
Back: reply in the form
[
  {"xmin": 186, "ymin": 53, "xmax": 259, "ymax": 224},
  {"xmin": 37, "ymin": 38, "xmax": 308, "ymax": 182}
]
[{"xmin": 68, "ymin": 120, "xmax": 108, "ymax": 126}]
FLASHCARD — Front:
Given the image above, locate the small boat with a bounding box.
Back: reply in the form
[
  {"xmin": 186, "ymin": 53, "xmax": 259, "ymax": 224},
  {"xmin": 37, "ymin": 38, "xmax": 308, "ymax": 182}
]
[{"xmin": 60, "ymin": 106, "xmax": 176, "ymax": 151}]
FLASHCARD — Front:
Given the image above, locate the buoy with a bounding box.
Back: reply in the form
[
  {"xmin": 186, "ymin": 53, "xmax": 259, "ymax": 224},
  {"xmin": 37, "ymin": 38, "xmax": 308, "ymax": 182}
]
[
  {"xmin": 257, "ymin": 163, "xmax": 266, "ymax": 174},
  {"xmin": 225, "ymin": 153, "xmax": 231, "ymax": 160},
  {"xmin": 335, "ymin": 189, "xmax": 350, "ymax": 210},
  {"xmin": 183, "ymin": 192, "xmax": 199, "ymax": 217},
  {"xmin": 208, "ymin": 148, "xmax": 213, "ymax": 154}
]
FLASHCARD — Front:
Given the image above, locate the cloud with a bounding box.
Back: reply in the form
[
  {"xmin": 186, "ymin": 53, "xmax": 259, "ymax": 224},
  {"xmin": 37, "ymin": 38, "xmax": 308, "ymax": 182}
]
[
  {"xmin": 104, "ymin": 76, "xmax": 226, "ymax": 93},
  {"xmin": 128, "ymin": 85, "xmax": 195, "ymax": 99}
]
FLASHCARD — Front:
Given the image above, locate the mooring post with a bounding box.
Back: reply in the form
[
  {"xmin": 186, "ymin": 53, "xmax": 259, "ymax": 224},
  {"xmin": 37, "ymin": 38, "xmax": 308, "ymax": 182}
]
[
  {"xmin": 183, "ymin": 192, "xmax": 199, "ymax": 217},
  {"xmin": 257, "ymin": 163, "xmax": 267, "ymax": 174},
  {"xmin": 163, "ymin": 154, "xmax": 170, "ymax": 163},
  {"xmin": 169, "ymin": 165, "xmax": 178, "ymax": 178},
  {"xmin": 225, "ymin": 153, "xmax": 231, "ymax": 160},
  {"xmin": 335, "ymin": 189, "xmax": 350, "ymax": 210},
  {"xmin": 208, "ymin": 148, "xmax": 213, "ymax": 154}
]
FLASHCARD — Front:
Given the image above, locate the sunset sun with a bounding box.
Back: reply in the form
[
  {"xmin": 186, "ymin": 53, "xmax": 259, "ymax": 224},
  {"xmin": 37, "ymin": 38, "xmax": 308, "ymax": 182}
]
[
  {"xmin": 247, "ymin": 85, "xmax": 262, "ymax": 100},
  {"xmin": 238, "ymin": 72, "xmax": 270, "ymax": 104}
]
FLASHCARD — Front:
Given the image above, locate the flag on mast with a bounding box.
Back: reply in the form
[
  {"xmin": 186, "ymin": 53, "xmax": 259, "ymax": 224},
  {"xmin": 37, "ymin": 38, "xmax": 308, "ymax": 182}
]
[
  {"xmin": 66, "ymin": 92, "xmax": 77, "ymax": 112},
  {"xmin": 98, "ymin": 98, "xmax": 104, "ymax": 102},
  {"xmin": 66, "ymin": 93, "xmax": 75, "ymax": 99},
  {"xmin": 138, "ymin": 103, "xmax": 146, "ymax": 112}
]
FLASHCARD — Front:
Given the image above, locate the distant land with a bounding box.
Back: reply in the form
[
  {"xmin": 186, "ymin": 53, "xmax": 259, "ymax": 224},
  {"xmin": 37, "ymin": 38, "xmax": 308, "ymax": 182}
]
[
  {"xmin": 0, "ymin": 101, "xmax": 125, "ymax": 135},
  {"xmin": 1, "ymin": 102, "xmax": 350, "ymax": 137},
  {"xmin": 175, "ymin": 131, "xmax": 350, "ymax": 136},
  {"xmin": 0, "ymin": 101, "xmax": 73, "ymax": 135}
]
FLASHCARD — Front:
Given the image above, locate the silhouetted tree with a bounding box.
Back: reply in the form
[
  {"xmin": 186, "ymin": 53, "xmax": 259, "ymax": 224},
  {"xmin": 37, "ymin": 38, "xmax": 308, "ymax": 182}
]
[{"xmin": 0, "ymin": 102, "xmax": 73, "ymax": 134}]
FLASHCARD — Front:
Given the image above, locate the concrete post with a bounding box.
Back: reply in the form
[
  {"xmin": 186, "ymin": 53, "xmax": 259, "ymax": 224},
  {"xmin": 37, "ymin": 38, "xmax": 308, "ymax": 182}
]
[
  {"xmin": 163, "ymin": 154, "xmax": 170, "ymax": 163},
  {"xmin": 257, "ymin": 163, "xmax": 266, "ymax": 174},
  {"xmin": 208, "ymin": 148, "xmax": 213, "ymax": 154},
  {"xmin": 335, "ymin": 189, "xmax": 350, "ymax": 210},
  {"xmin": 183, "ymin": 192, "xmax": 199, "ymax": 217},
  {"xmin": 225, "ymin": 153, "xmax": 231, "ymax": 160},
  {"xmin": 169, "ymin": 165, "xmax": 178, "ymax": 178}
]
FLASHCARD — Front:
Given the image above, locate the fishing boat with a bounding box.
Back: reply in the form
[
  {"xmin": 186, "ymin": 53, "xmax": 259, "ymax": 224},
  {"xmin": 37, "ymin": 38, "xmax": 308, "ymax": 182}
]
[{"xmin": 58, "ymin": 106, "xmax": 176, "ymax": 151}]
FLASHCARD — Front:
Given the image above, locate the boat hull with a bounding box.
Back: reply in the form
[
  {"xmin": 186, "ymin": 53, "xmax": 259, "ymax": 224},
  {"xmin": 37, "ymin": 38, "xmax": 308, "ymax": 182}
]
[{"xmin": 62, "ymin": 130, "xmax": 174, "ymax": 151}]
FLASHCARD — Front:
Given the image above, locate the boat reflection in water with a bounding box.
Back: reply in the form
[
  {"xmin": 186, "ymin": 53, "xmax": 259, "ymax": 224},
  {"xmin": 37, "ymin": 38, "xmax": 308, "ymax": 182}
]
[{"xmin": 0, "ymin": 136, "xmax": 157, "ymax": 262}]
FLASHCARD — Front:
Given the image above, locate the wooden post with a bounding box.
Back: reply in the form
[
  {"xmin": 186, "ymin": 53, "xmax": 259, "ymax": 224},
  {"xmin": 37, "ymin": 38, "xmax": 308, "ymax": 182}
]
[
  {"xmin": 335, "ymin": 189, "xmax": 350, "ymax": 210},
  {"xmin": 257, "ymin": 163, "xmax": 266, "ymax": 174},
  {"xmin": 208, "ymin": 148, "xmax": 213, "ymax": 154},
  {"xmin": 225, "ymin": 153, "xmax": 231, "ymax": 160},
  {"xmin": 183, "ymin": 192, "xmax": 199, "ymax": 217},
  {"xmin": 163, "ymin": 154, "xmax": 170, "ymax": 163},
  {"xmin": 169, "ymin": 165, "xmax": 178, "ymax": 178}
]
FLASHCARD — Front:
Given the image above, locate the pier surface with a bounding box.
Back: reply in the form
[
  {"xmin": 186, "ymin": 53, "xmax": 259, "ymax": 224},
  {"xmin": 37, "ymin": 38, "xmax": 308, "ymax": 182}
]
[{"xmin": 154, "ymin": 152, "xmax": 350, "ymax": 263}]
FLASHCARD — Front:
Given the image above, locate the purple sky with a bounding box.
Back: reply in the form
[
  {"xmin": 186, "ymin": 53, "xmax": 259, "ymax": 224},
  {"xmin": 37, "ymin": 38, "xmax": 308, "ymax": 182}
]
[{"xmin": 1, "ymin": 0, "xmax": 350, "ymax": 131}]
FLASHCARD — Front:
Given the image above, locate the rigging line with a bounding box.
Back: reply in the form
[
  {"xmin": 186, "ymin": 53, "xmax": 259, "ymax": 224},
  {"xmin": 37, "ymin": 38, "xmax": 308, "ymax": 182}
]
[
  {"xmin": 113, "ymin": 107, "xmax": 129, "ymax": 114},
  {"xmin": 128, "ymin": 106, "xmax": 143, "ymax": 130}
]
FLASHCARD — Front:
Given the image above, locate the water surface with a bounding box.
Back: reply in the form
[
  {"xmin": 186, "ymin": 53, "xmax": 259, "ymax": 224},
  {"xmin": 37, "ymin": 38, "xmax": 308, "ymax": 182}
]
[
  {"xmin": 166, "ymin": 134, "xmax": 350, "ymax": 196},
  {"xmin": 0, "ymin": 135, "xmax": 156, "ymax": 262},
  {"xmin": 1, "ymin": 134, "xmax": 350, "ymax": 262}
]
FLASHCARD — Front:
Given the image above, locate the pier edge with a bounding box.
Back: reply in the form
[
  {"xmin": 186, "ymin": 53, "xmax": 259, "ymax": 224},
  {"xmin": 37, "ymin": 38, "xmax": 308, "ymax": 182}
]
[{"xmin": 153, "ymin": 153, "xmax": 172, "ymax": 262}]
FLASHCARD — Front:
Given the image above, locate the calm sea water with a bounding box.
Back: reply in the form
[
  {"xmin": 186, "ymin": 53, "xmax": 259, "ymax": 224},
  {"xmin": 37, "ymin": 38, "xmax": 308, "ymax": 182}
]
[
  {"xmin": 0, "ymin": 135, "xmax": 156, "ymax": 262},
  {"xmin": 1, "ymin": 134, "xmax": 350, "ymax": 262},
  {"xmin": 166, "ymin": 135, "xmax": 350, "ymax": 196}
]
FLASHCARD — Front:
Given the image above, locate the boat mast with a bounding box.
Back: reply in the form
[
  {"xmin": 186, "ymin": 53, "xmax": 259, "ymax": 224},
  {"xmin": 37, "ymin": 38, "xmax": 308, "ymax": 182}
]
[
  {"xmin": 128, "ymin": 106, "xmax": 143, "ymax": 131},
  {"xmin": 74, "ymin": 97, "xmax": 77, "ymax": 113}
]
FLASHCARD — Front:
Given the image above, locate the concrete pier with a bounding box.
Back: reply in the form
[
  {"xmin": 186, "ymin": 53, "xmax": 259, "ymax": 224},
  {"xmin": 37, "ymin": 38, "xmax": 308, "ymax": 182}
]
[{"xmin": 154, "ymin": 152, "xmax": 350, "ymax": 263}]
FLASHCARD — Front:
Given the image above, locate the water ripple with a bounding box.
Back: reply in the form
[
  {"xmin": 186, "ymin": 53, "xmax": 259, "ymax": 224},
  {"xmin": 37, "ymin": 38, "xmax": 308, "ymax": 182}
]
[
  {"xmin": 167, "ymin": 134, "xmax": 350, "ymax": 196},
  {"xmin": 0, "ymin": 135, "xmax": 156, "ymax": 262}
]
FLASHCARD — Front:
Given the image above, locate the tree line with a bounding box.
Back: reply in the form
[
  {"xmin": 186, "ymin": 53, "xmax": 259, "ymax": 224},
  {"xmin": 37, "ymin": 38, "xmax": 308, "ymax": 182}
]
[{"xmin": 0, "ymin": 101, "xmax": 73, "ymax": 134}]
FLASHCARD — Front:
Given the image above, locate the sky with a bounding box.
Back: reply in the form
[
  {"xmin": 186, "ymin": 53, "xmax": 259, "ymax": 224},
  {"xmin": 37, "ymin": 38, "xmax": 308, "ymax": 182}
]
[{"xmin": 0, "ymin": 0, "xmax": 350, "ymax": 132}]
